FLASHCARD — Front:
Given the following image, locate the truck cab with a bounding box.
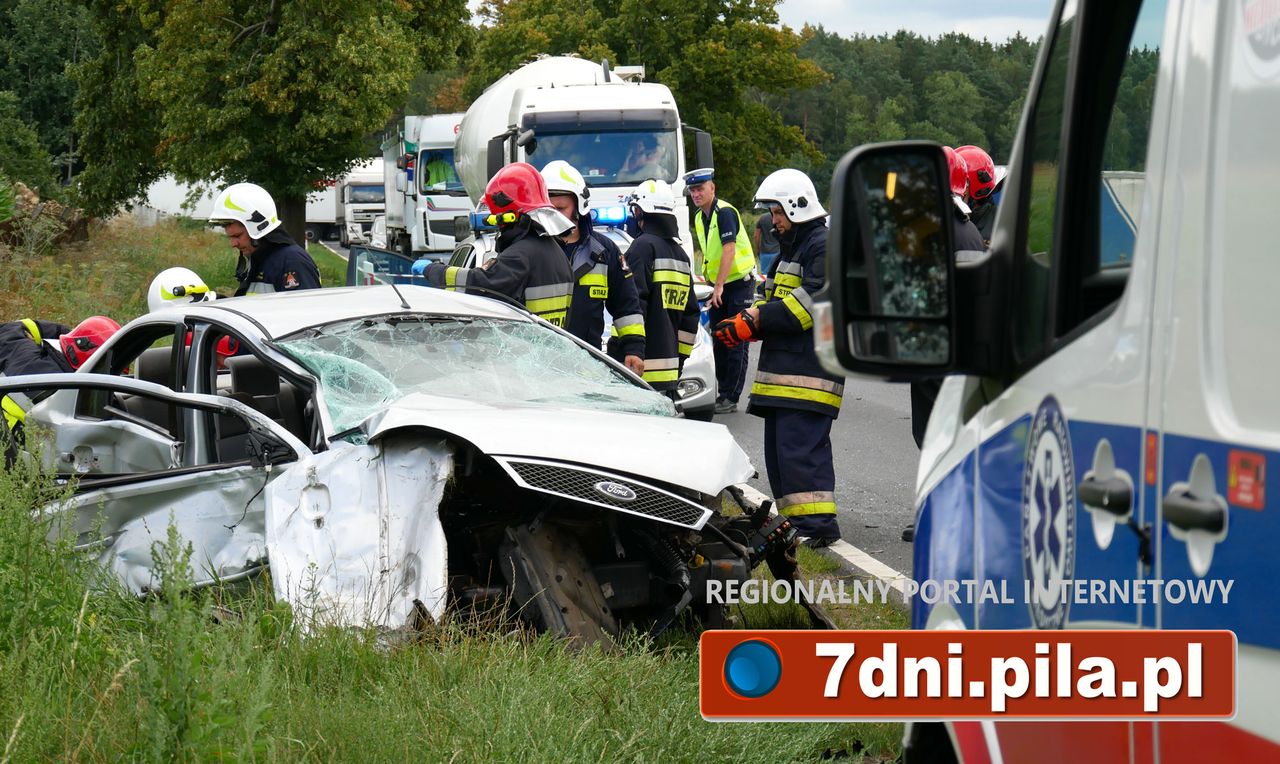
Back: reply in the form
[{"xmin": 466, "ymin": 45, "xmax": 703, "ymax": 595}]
[
  {"xmin": 454, "ymin": 57, "xmax": 713, "ymax": 258},
  {"xmin": 817, "ymin": 0, "xmax": 1280, "ymax": 760},
  {"xmin": 336, "ymin": 158, "xmax": 386, "ymax": 247},
  {"xmin": 383, "ymin": 113, "xmax": 470, "ymax": 256}
]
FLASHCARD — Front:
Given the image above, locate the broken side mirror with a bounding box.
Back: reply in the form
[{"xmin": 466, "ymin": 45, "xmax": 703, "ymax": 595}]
[{"xmin": 819, "ymin": 142, "xmax": 956, "ymax": 379}]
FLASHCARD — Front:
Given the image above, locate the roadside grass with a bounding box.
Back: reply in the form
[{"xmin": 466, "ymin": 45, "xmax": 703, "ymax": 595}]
[
  {"xmin": 306, "ymin": 242, "xmax": 348, "ymax": 287},
  {"xmin": 0, "ymin": 217, "xmax": 238, "ymax": 325},
  {"xmin": 0, "ymin": 455, "xmax": 907, "ymax": 762},
  {"xmin": 0, "ymin": 220, "xmax": 908, "ymax": 762}
]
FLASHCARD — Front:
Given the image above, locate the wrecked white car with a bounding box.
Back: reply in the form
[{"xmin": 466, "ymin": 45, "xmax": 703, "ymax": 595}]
[{"xmin": 2, "ymin": 285, "xmax": 808, "ymax": 645}]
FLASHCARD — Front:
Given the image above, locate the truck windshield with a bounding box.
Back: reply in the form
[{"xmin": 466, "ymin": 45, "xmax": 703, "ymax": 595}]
[
  {"xmin": 419, "ymin": 149, "xmax": 465, "ymax": 195},
  {"xmin": 349, "ymin": 184, "xmax": 384, "ymax": 204},
  {"xmin": 526, "ymin": 129, "xmax": 680, "ymax": 187}
]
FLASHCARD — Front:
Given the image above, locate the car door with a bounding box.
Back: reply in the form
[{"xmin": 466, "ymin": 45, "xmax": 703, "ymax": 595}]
[
  {"xmin": 346, "ymin": 244, "xmax": 422, "ymax": 286},
  {"xmin": 1147, "ymin": 1, "xmax": 1280, "ymax": 759},
  {"xmin": 970, "ymin": 0, "xmax": 1175, "ymax": 760},
  {"xmin": 3, "ymin": 374, "xmax": 308, "ymax": 594}
]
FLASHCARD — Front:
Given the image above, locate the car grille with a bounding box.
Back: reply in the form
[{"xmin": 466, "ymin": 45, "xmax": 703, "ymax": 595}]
[{"xmin": 495, "ymin": 457, "xmax": 711, "ymax": 529}]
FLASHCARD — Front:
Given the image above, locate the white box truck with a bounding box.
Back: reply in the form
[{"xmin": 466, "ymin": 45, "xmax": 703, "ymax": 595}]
[
  {"xmin": 304, "ymin": 181, "xmax": 338, "ymax": 242},
  {"xmin": 335, "ymin": 158, "xmax": 386, "ymax": 247},
  {"xmin": 383, "ymin": 113, "xmax": 470, "ymax": 256},
  {"xmin": 453, "ymin": 56, "xmax": 713, "ymax": 255}
]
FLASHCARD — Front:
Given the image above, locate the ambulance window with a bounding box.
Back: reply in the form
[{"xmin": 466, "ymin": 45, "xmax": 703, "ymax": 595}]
[
  {"xmin": 1013, "ymin": 0, "xmax": 1168, "ymax": 368},
  {"xmin": 1013, "ymin": 0, "xmax": 1076, "ymax": 363}
]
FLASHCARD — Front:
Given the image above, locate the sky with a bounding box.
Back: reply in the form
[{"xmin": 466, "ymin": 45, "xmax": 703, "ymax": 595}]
[{"xmin": 775, "ymin": 0, "xmax": 1056, "ymax": 42}]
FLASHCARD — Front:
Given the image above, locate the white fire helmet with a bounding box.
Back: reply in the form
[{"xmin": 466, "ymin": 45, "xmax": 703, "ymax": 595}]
[
  {"xmin": 209, "ymin": 182, "xmax": 282, "ymax": 238},
  {"xmin": 147, "ymin": 267, "xmax": 216, "ymax": 312},
  {"xmin": 754, "ymin": 168, "xmax": 826, "ymax": 223}
]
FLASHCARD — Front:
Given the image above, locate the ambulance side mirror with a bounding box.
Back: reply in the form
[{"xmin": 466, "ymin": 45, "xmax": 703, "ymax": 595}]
[{"xmin": 818, "ymin": 142, "xmax": 957, "ymax": 379}]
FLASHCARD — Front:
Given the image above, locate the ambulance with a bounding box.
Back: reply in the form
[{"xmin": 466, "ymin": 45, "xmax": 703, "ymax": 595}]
[{"xmin": 815, "ymin": 0, "xmax": 1279, "ymax": 760}]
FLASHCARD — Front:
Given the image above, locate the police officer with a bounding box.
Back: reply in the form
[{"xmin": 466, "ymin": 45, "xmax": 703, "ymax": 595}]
[
  {"xmin": 625, "ymin": 179, "xmax": 701, "ymax": 396},
  {"xmin": 714, "ymin": 169, "xmax": 843, "ymax": 546},
  {"xmin": 540, "ymin": 160, "xmax": 646, "ymax": 375},
  {"xmin": 1, "ymin": 316, "xmax": 119, "ymax": 463},
  {"xmin": 209, "ymin": 182, "xmax": 322, "ymax": 297},
  {"xmin": 685, "ymin": 168, "xmax": 757, "ymax": 414},
  {"xmin": 421, "ymin": 162, "xmax": 575, "ymax": 327}
]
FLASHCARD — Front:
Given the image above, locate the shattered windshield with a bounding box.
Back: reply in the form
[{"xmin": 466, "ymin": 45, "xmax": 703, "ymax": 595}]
[{"xmin": 277, "ymin": 316, "xmax": 675, "ymax": 433}]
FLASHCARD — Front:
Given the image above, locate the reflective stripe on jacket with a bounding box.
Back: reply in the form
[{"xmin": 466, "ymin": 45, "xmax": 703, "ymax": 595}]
[
  {"xmin": 747, "ymin": 218, "xmax": 845, "ymax": 419},
  {"xmin": 626, "ymin": 232, "xmax": 701, "ymax": 391},
  {"xmin": 424, "ymin": 218, "xmax": 575, "ymax": 327},
  {"xmin": 563, "ymin": 221, "xmax": 645, "ymax": 357}
]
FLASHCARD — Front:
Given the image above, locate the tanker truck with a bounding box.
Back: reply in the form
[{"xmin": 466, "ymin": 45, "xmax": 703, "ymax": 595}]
[{"xmin": 453, "ymin": 56, "xmax": 713, "ymax": 254}]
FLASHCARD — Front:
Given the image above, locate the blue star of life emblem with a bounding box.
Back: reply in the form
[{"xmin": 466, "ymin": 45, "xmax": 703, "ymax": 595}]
[{"xmin": 1022, "ymin": 396, "xmax": 1076, "ymax": 629}]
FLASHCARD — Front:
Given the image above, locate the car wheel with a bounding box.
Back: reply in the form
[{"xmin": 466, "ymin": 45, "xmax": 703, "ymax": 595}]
[{"xmin": 684, "ymin": 408, "xmax": 715, "ymax": 422}]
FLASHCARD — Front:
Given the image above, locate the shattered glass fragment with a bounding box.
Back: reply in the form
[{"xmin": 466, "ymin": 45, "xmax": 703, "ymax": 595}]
[{"xmin": 278, "ymin": 316, "xmax": 674, "ymax": 432}]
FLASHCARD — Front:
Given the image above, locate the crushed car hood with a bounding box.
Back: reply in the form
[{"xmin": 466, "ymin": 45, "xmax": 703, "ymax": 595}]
[{"xmin": 362, "ymin": 393, "xmax": 754, "ymax": 495}]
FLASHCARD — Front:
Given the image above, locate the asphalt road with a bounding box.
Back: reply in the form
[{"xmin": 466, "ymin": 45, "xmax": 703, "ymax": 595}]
[
  {"xmin": 325, "ymin": 238, "xmax": 921, "ymax": 576},
  {"xmin": 718, "ymin": 345, "xmax": 921, "ymax": 577}
]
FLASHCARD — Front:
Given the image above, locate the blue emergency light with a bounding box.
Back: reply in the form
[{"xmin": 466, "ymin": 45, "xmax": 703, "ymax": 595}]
[{"xmin": 592, "ymin": 205, "xmax": 629, "ymax": 226}]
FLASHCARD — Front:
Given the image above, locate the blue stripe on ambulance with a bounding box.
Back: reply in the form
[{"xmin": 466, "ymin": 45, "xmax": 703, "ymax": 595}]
[
  {"xmin": 912, "ymin": 419, "xmax": 1277, "ymax": 651},
  {"xmin": 1065, "ymin": 420, "xmax": 1145, "ymax": 628},
  {"xmin": 972, "ymin": 415, "xmax": 1035, "ymax": 630},
  {"xmin": 911, "ymin": 449, "xmax": 979, "ymax": 630},
  {"xmin": 1158, "ymin": 433, "xmax": 1278, "ymax": 649}
]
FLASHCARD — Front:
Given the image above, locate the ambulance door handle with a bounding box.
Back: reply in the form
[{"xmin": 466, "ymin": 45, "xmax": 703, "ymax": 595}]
[
  {"xmin": 1077, "ymin": 475, "xmax": 1131, "ymax": 517},
  {"xmin": 1162, "ymin": 490, "xmax": 1226, "ymax": 534}
]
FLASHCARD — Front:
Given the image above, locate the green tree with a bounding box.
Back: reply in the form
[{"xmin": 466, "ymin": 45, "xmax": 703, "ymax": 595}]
[
  {"xmin": 72, "ymin": 0, "xmax": 165, "ymax": 217},
  {"xmin": 921, "ymin": 70, "xmax": 985, "ymax": 146},
  {"xmin": 0, "ymin": 0, "xmax": 98, "ymax": 182},
  {"xmin": 873, "ymin": 97, "xmax": 909, "ymax": 142},
  {"xmin": 0, "ymin": 90, "xmax": 55, "ymax": 193},
  {"xmin": 76, "ymin": 0, "xmax": 467, "ymax": 240}
]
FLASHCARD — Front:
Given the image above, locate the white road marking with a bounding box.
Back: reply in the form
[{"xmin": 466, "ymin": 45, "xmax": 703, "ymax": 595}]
[
  {"xmin": 317, "ymin": 240, "xmax": 347, "ymax": 261},
  {"xmin": 735, "ymin": 483, "xmax": 912, "ymax": 596}
]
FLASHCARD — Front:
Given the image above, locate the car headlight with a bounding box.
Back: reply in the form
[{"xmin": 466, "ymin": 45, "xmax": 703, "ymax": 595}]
[{"xmin": 677, "ymin": 378, "xmax": 705, "ymax": 398}]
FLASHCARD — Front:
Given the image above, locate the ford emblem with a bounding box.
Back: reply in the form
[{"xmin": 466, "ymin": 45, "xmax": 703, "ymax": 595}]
[{"xmin": 593, "ymin": 480, "xmax": 637, "ymax": 502}]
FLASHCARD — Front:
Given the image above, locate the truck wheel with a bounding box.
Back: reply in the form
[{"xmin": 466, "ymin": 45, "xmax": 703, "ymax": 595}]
[
  {"xmin": 340, "ymin": 227, "xmax": 349, "ymax": 248},
  {"xmin": 305, "ymin": 224, "xmax": 321, "ymax": 242},
  {"xmin": 399, "ymin": 234, "xmax": 413, "ymax": 260}
]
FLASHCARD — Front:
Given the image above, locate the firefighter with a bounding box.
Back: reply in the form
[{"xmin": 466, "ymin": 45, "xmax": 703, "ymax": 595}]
[
  {"xmin": 539, "ymin": 160, "xmax": 646, "ymax": 375},
  {"xmin": 147, "ymin": 267, "xmax": 218, "ymax": 312},
  {"xmin": 420, "ymin": 162, "xmax": 575, "ymax": 327},
  {"xmin": 209, "ymin": 182, "xmax": 322, "ymax": 296},
  {"xmin": 1, "ymin": 316, "xmax": 119, "ymax": 463},
  {"xmin": 955, "ymin": 144, "xmax": 999, "ymax": 244},
  {"xmin": 624, "ymin": 179, "xmax": 701, "ymax": 396},
  {"xmin": 714, "ymin": 169, "xmax": 843, "ymax": 546},
  {"xmin": 685, "ymin": 167, "xmax": 757, "ymax": 414}
]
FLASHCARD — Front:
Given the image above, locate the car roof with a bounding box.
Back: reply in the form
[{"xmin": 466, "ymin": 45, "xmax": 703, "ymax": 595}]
[{"xmin": 185, "ymin": 285, "xmax": 527, "ymax": 339}]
